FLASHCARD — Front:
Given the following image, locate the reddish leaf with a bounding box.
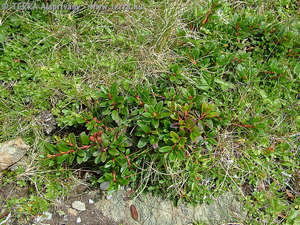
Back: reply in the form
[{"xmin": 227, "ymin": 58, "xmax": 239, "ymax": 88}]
[
  {"xmin": 130, "ymin": 205, "xmax": 139, "ymax": 221},
  {"xmin": 112, "ymin": 170, "xmax": 117, "ymax": 183}
]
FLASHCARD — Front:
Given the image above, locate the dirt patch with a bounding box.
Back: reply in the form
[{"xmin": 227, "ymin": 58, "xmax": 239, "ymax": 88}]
[
  {"xmin": 48, "ymin": 191, "xmax": 120, "ymax": 225},
  {"xmin": 0, "ymin": 181, "xmax": 122, "ymax": 225}
]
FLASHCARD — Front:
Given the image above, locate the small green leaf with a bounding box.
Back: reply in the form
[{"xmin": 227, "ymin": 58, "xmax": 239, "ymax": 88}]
[
  {"xmin": 76, "ymin": 117, "xmax": 86, "ymax": 124},
  {"xmin": 101, "ymin": 133, "xmax": 109, "ymax": 147},
  {"xmin": 181, "ymin": 88, "xmax": 190, "ymax": 99},
  {"xmin": 76, "ymin": 156, "xmax": 84, "ymax": 164},
  {"xmin": 178, "ymin": 137, "xmax": 187, "ymax": 147},
  {"xmin": 68, "ymin": 133, "xmax": 76, "ymax": 146},
  {"xmin": 190, "ymin": 129, "xmax": 201, "ymax": 142},
  {"xmin": 95, "ymin": 155, "xmax": 101, "ymax": 164},
  {"xmin": 189, "ymin": 87, "xmax": 196, "ymax": 97},
  {"xmin": 201, "ymin": 102, "xmax": 208, "ymax": 114},
  {"xmin": 57, "ymin": 154, "xmax": 68, "ymax": 164},
  {"xmin": 110, "ymin": 82, "xmax": 118, "ymax": 96},
  {"xmin": 56, "ymin": 143, "xmax": 70, "ymax": 152},
  {"xmin": 112, "ymin": 110, "xmax": 120, "ymax": 123},
  {"xmin": 205, "ymin": 119, "xmax": 214, "ymax": 129},
  {"xmin": 80, "ymin": 132, "xmax": 90, "ymax": 145},
  {"xmin": 144, "ymin": 104, "xmax": 154, "ymax": 113},
  {"xmin": 149, "ymin": 135, "xmax": 158, "ymax": 145},
  {"xmin": 177, "ymin": 149, "xmax": 184, "ymax": 160},
  {"xmin": 102, "ymin": 109, "xmax": 110, "ymax": 115},
  {"xmin": 67, "ymin": 154, "xmax": 75, "ymax": 165},
  {"xmin": 101, "ymin": 152, "xmax": 107, "ymax": 162},
  {"xmin": 93, "ymin": 151, "xmax": 100, "ymax": 157},
  {"xmin": 138, "ymin": 138, "xmax": 148, "ymax": 148},
  {"xmin": 170, "ymin": 113, "xmax": 179, "ymax": 120},
  {"xmin": 207, "ymin": 137, "xmax": 218, "ymax": 145},
  {"xmin": 156, "ymin": 101, "xmax": 163, "ymax": 112},
  {"xmin": 206, "ymin": 111, "xmax": 219, "ymax": 118},
  {"xmin": 215, "ymin": 78, "xmax": 234, "ymax": 91},
  {"xmin": 152, "ymin": 119, "xmax": 159, "ymax": 129},
  {"xmin": 44, "ymin": 143, "xmax": 57, "ymax": 154},
  {"xmin": 78, "ymin": 149, "xmax": 86, "ymax": 157},
  {"xmin": 0, "ymin": 34, "xmax": 6, "ymax": 42},
  {"xmin": 108, "ymin": 148, "xmax": 119, "ymax": 156},
  {"xmin": 159, "ymin": 146, "xmax": 172, "ymax": 153},
  {"xmin": 143, "ymin": 112, "xmax": 152, "ymax": 118},
  {"xmin": 157, "ymin": 112, "xmax": 170, "ymax": 119},
  {"xmin": 104, "ymin": 161, "xmax": 112, "ymax": 168},
  {"xmin": 137, "ymin": 121, "xmax": 151, "ymax": 133},
  {"xmin": 198, "ymin": 76, "xmax": 209, "ymax": 91},
  {"xmin": 48, "ymin": 160, "xmax": 55, "ymax": 167},
  {"xmin": 168, "ymin": 151, "xmax": 176, "ymax": 160},
  {"xmin": 170, "ymin": 131, "xmax": 179, "ymax": 143}
]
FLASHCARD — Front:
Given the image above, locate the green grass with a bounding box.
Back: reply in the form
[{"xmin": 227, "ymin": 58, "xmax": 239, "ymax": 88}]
[{"xmin": 0, "ymin": 0, "xmax": 299, "ymax": 224}]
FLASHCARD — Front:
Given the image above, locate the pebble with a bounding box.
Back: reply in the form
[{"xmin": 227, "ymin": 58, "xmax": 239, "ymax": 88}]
[
  {"xmin": 68, "ymin": 208, "xmax": 78, "ymax": 216},
  {"xmin": 43, "ymin": 212, "xmax": 52, "ymax": 220},
  {"xmin": 106, "ymin": 194, "xmax": 113, "ymax": 200},
  {"xmin": 76, "ymin": 217, "xmax": 82, "ymax": 223},
  {"xmin": 63, "ymin": 215, "xmax": 68, "ymax": 221},
  {"xmin": 72, "ymin": 201, "xmax": 86, "ymax": 211},
  {"xmin": 100, "ymin": 181, "xmax": 110, "ymax": 191},
  {"xmin": 88, "ymin": 199, "xmax": 94, "ymax": 204}
]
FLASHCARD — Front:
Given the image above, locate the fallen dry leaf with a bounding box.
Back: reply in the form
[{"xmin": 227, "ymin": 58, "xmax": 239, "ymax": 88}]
[
  {"xmin": 286, "ymin": 189, "xmax": 294, "ymax": 200},
  {"xmin": 258, "ymin": 182, "xmax": 265, "ymax": 192},
  {"xmin": 278, "ymin": 211, "xmax": 286, "ymax": 218},
  {"xmin": 130, "ymin": 204, "xmax": 139, "ymax": 221}
]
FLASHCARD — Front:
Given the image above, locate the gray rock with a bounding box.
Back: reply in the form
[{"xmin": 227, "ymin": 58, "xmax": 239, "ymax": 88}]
[
  {"xmin": 76, "ymin": 217, "xmax": 82, "ymax": 223},
  {"xmin": 43, "ymin": 212, "xmax": 52, "ymax": 220},
  {"xmin": 0, "ymin": 138, "xmax": 29, "ymax": 171},
  {"xmin": 63, "ymin": 215, "xmax": 68, "ymax": 221},
  {"xmin": 95, "ymin": 190, "xmax": 246, "ymax": 225},
  {"xmin": 36, "ymin": 110, "xmax": 57, "ymax": 135},
  {"xmin": 100, "ymin": 181, "xmax": 110, "ymax": 191},
  {"xmin": 106, "ymin": 194, "xmax": 113, "ymax": 200},
  {"xmin": 72, "ymin": 201, "xmax": 86, "ymax": 211}
]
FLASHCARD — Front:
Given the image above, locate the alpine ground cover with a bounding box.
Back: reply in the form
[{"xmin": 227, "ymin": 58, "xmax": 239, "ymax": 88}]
[{"xmin": 0, "ymin": 0, "xmax": 299, "ymax": 224}]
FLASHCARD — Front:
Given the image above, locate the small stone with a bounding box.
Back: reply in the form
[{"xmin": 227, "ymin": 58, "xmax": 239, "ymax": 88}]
[
  {"xmin": 100, "ymin": 181, "xmax": 110, "ymax": 191},
  {"xmin": 76, "ymin": 217, "xmax": 81, "ymax": 223},
  {"xmin": 72, "ymin": 201, "xmax": 86, "ymax": 211},
  {"xmin": 88, "ymin": 199, "xmax": 94, "ymax": 204},
  {"xmin": 63, "ymin": 215, "xmax": 68, "ymax": 221},
  {"xmin": 36, "ymin": 110, "xmax": 57, "ymax": 135},
  {"xmin": 106, "ymin": 194, "xmax": 113, "ymax": 200},
  {"xmin": 43, "ymin": 212, "xmax": 52, "ymax": 220},
  {"xmin": 35, "ymin": 215, "xmax": 43, "ymax": 223},
  {"xmin": 0, "ymin": 138, "xmax": 29, "ymax": 171},
  {"xmin": 68, "ymin": 208, "xmax": 78, "ymax": 216}
]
